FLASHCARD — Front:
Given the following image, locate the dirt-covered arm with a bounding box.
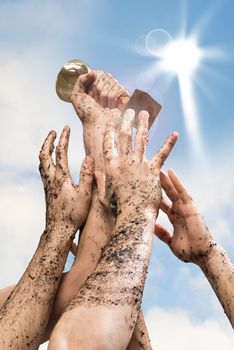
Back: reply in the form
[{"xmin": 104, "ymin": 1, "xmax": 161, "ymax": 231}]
[
  {"xmin": 0, "ymin": 127, "xmax": 94, "ymax": 350},
  {"xmin": 48, "ymin": 110, "xmax": 178, "ymax": 350},
  {"xmin": 48, "ymin": 71, "xmax": 151, "ymax": 348},
  {"xmin": 199, "ymin": 243, "xmax": 234, "ymax": 327},
  {"xmin": 155, "ymin": 169, "xmax": 234, "ymax": 328}
]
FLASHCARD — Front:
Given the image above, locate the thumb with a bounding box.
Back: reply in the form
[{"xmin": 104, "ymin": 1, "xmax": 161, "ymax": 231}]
[
  {"xmin": 95, "ymin": 170, "xmax": 109, "ymax": 209},
  {"xmin": 154, "ymin": 223, "xmax": 172, "ymax": 245},
  {"xmin": 78, "ymin": 156, "xmax": 95, "ymax": 199},
  {"xmin": 71, "ymin": 72, "xmax": 99, "ymax": 120}
]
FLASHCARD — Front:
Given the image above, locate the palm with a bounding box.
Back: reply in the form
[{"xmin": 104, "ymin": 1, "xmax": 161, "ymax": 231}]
[
  {"xmin": 39, "ymin": 127, "xmax": 94, "ymax": 232},
  {"xmin": 155, "ymin": 170, "xmax": 213, "ymax": 264}
]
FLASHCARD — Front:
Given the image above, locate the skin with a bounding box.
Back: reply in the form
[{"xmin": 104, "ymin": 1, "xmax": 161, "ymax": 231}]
[
  {"xmin": 48, "ymin": 109, "xmax": 178, "ymax": 350},
  {"xmin": 155, "ymin": 169, "xmax": 234, "ymax": 328},
  {"xmin": 62, "ymin": 70, "xmax": 152, "ymax": 349},
  {"xmin": 0, "ymin": 71, "xmax": 151, "ymax": 348},
  {"xmin": 0, "ymin": 127, "xmax": 94, "ymax": 350}
]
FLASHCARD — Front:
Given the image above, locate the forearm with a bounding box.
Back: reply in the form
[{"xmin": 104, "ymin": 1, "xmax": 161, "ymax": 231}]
[
  {"xmin": 0, "ymin": 224, "xmax": 75, "ymax": 349},
  {"xmin": 199, "ymin": 243, "xmax": 234, "ymax": 327},
  {"xmin": 54, "ymin": 207, "xmax": 156, "ymax": 350},
  {"xmin": 45, "ymin": 189, "xmax": 114, "ymax": 333}
]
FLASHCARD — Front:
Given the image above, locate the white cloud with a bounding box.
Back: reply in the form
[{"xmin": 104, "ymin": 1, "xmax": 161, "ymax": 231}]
[
  {"xmin": 0, "ymin": 177, "xmax": 44, "ymax": 286},
  {"xmin": 0, "ymin": 0, "xmax": 95, "ymax": 286},
  {"xmin": 146, "ymin": 307, "xmax": 234, "ymax": 350}
]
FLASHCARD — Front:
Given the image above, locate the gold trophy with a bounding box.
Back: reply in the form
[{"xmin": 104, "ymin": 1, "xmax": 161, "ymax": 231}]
[{"xmin": 56, "ymin": 59, "xmax": 161, "ymax": 128}]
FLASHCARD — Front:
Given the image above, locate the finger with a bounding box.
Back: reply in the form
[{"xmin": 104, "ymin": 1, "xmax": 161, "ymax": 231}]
[
  {"xmin": 117, "ymin": 88, "xmax": 130, "ymax": 110},
  {"xmin": 160, "ymin": 170, "xmax": 180, "ymax": 202},
  {"xmin": 55, "ymin": 126, "xmax": 71, "ymax": 176},
  {"xmin": 71, "ymin": 72, "xmax": 100, "ymax": 120},
  {"xmin": 107, "ymin": 81, "xmax": 124, "ymax": 109},
  {"xmin": 95, "ymin": 171, "xmax": 109, "ymax": 208},
  {"xmin": 160, "ymin": 197, "xmax": 172, "ymax": 215},
  {"xmin": 78, "ymin": 156, "xmax": 95, "ymax": 198},
  {"xmin": 154, "ymin": 224, "xmax": 172, "ymax": 245},
  {"xmin": 152, "ymin": 132, "xmax": 179, "ymax": 169},
  {"xmin": 70, "ymin": 242, "xmax": 77, "ymax": 256},
  {"xmin": 119, "ymin": 109, "xmax": 135, "ymax": 160},
  {"xmin": 88, "ymin": 70, "xmax": 102, "ymax": 99},
  {"xmin": 168, "ymin": 169, "xmax": 192, "ymax": 203},
  {"xmin": 103, "ymin": 123, "xmax": 118, "ymax": 171},
  {"xmin": 94, "ymin": 72, "xmax": 112, "ymax": 105},
  {"xmin": 39, "ymin": 130, "xmax": 56, "ymax": 177},
  {"xmin": 106, "ymin": 78, "xmax": 119, "ymax": 108},
  {"xmin": 100, "ymin": 80, "xmax": 112, "ymax": 108},
  {"xmin": 133, "ymin": 111, "xmax": 149, "ymax": 162}
]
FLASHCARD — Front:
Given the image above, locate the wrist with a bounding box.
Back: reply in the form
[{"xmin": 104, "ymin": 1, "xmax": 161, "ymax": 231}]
[
  {"xmin": 115, "ymin": 179, "xmax": 161, "ymax": 215},
  {"xmin": 195, "ymin": 240, "xmax": 220, "ymax": 268},
  {"xmin": 116, "ymin": 203, "xmax": 157, "ymax": 227},
  {"xmin": 117, "ymin": 194, "xmax": 160, "ymax": 217}
]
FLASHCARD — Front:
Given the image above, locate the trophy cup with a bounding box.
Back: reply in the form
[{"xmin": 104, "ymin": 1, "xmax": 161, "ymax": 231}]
[{"xmin": 56, "ymin": 59, "xmax": 161, "ymax": 128}]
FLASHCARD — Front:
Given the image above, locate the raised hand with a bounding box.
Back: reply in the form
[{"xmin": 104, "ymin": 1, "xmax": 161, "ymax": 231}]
[
  {"xmin": 155, "ymin": 169, "xmax": 234, "ymax": 328},
  {"xmin": 155, "ymin": 169, "xmax": 215, "ymax": 264},
  {"xmin": 97, "ymin": 109, "xmax": 178, "ymax": 214},
  {"xmin": 39, "ymin": 125, "xmax": 94, "ymax": 231},
  {"xmin": 71, "ymin": 71, "xmax": 129, "ymax": 168},
  {"xmin": 48, "ymin": 110, "xmax": 178, "ymax": 350},
  {"xmin": 0, "ymin": 127, "xmax": 94, "ymax": 350}
]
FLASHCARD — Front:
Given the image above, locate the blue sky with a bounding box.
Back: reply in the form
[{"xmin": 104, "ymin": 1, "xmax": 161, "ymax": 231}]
[{"xmin": 0, "ymin": 0, "xmax": 234, "ymax": 348}]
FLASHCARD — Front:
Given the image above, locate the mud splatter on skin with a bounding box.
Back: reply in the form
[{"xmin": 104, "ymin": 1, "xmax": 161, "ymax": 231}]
[
  {"xmin": 198, "ymin": 245, "xmax": 234, "ymax": 327},
  {"xmin": 63, "ymin": 73, "xmax": 156, "ymax": 349},
  {"xmin": 66, "ymin": 178, "xmax": 161, "ymax": 334},
  {"xmin": 160, "ymin": 169, "xmax": 234, "ymax": 329},
  {"xmin": 53, "ymin": 103, "xmax": 176, "ymax": 350},
  {"xmin": 67, "ymin": 159, "xmax": 161, "ymax": 313},
  {"xmin": 0, "ymin": 128, "xmax": 94, "ymax": 349},
  {"xmin": 66, "ymin": 209, "xmax": 157, "ymax": 339},
  {"xmin": 0, "ymin": 225, "xmax": 77, "ymax": 350}
]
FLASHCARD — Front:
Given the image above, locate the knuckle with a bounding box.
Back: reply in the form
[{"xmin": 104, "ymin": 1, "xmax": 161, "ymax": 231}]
[{"xmin": 39, "ymin": 150, "xmax": 44, "ymax": 162}]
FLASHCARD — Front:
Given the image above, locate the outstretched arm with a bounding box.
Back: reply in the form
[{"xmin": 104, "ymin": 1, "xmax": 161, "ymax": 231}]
[
  {"xmin": 48, "ymin": 110, "xmax": 178, "ymax": 350},
  {"xmin": 155, "ymin": 169, "xmax": 234, "ymax": 327},
  {"xmin": 47, "ymin": 71, "xmax": 152, "ymax": 348},
  {"xmin": 0, "ymin": 72, "xmax": 151, "ymax": 348},
  {"xmin": 0, "ymin": 127, "xmax": 94, "ymax": 349}
]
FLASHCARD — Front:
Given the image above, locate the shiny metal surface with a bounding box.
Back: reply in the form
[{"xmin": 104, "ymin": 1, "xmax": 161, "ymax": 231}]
[{"xmin": 56, "ymin": 59, "xmax": 91, "ymax": 102}]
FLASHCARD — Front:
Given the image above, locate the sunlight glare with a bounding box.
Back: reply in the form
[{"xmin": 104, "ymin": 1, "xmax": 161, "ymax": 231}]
[{"xmin": 160, "ymin": 38, "xmax": 203, "ymax": 78}]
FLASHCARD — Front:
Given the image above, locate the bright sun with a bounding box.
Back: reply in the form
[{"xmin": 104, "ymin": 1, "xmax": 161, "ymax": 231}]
[
  {"xmin": 160, "ymin": 38, "xmax": 203, "ymax": 77},
  {"xmin": 135, "ymin": 27, "xmax": 225, "ymax": 158}
]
